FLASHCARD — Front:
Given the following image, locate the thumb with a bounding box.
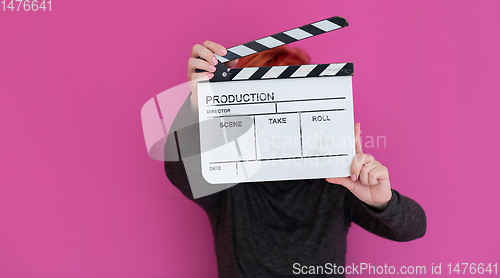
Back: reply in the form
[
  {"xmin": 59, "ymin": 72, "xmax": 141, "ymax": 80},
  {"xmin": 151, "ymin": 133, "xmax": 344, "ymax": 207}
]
[
  {"xmin": 326, "ymin": 177, "xmax": 350, "ymax": 186},
  {"xmin": 326, "ymin": 177, "xmax": 357, "ymax": 193}
]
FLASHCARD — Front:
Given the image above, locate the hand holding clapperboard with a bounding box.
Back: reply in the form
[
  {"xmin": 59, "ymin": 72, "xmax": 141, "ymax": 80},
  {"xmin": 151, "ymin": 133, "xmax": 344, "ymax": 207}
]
[{"xmin": 142, "ymin": 16, "xmax": 392, "ymax": 210}]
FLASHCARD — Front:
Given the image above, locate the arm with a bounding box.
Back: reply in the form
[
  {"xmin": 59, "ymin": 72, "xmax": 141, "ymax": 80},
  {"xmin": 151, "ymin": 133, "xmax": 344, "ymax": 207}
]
[
  {"xmin": 345, "ymin": 188, "xmax": 426, "ymax": 241},
  {"xmin": 164, "ymin": 93, "xmax": 219, "ymax": 211},
  {"xmin": 164, "ymin": 41, "xmax": 239, "ymax": 211},
  {"xmin": 327, "ymin": 122, "xmax": 426, "ymax": 241}
]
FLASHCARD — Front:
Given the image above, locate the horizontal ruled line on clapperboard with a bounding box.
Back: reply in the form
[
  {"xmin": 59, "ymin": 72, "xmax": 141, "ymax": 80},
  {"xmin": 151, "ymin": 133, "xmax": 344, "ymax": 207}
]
[
  {"xmin": 208, "ymin": 154, "xmax": 349, "ymax": 164},
  {"xmin": 208, "ymin": 108, "xmax": 346, "ymax": 118},
  {"xmin": 206, "ymin": 97, "xmax": 346, "ymax": 107}
]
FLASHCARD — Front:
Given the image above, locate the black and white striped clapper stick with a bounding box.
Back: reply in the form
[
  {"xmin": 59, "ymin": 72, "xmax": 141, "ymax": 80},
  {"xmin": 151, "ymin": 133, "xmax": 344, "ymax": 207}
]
[
  {"xmin": 208, "ymin": 16, "xmax": 352, "ymax": 82},
  {"xmin": 213, "ymin": 62, "xmax": 353, "ymax": 82},
  {"xmin": 215, "ymin": 16, "xmax": 348, "ymax": 63}
]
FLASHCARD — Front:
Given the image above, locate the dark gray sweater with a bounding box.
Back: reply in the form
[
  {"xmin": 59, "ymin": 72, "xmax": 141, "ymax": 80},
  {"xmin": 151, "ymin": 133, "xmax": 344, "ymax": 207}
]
[{"xmin": 164, "ymin": 96, "xmax": 426, "ymax": 278}]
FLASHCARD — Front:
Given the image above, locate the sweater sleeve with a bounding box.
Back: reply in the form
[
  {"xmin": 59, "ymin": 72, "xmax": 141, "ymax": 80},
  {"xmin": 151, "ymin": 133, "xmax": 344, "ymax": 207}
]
[
  {"xmin": 163, "ymin": 93, "xmax": 220, "ymax": 212},
  {"xmin": 345, "ymin": 189, "xmax": 427, "ymax": 242}
]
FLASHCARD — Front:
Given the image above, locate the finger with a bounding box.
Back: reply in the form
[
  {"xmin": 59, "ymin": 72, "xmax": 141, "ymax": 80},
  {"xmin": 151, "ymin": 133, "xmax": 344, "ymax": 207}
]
[
  {"xmin": 191, "ymin": 44, "xmax": 219, "ymax": 66},
  {"xmin": 360, "ymin": 160, "xmax": 378, "ymax": 185},
  {"xmin": 190, "ymin": 72, "xmax": 214, "ymax": 82},
  {"xmin": 368, "ymin": 165, "xmax": 389, "ymax": 185},
  {"xmin": 188, "ymin": 58, "xmax": 216, "ymax": 76},
  {"xmin": 202, "ymin": 40, "xmax": 227, "ymax": 57},
  {"xmin": 224, "ymin": 59, "xmax": 239, "ymax": 68},
  {"xmin": 351, "ymin": 153, "xmax": 373, "ymax": 181},
  {"xmin": 355, "ymin": 122, "xmax": 363, "ymax": 154},
  {"xmin": 368, "ymin": 166, "xmax": 381, "ymax": 185}
]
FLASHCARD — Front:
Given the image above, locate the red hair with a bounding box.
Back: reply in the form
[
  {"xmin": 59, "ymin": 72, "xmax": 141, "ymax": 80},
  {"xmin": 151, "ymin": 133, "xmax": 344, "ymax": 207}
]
[{"xmin": 235, "ymin": 45, "xmax": 310, "ymax": 67}]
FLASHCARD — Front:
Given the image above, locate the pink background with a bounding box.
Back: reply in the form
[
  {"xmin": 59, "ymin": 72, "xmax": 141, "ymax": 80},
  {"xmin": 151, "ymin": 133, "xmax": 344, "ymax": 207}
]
[{"xmin": 1, "ymin": 1, "xmax": 499, "ymax": 277}]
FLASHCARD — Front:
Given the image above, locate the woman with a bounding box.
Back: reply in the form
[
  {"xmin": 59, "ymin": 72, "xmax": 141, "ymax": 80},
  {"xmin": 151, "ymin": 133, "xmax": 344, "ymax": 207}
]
[{"xmin": 164, "ymin": 41, "xmax": 426, "ymax": 277}]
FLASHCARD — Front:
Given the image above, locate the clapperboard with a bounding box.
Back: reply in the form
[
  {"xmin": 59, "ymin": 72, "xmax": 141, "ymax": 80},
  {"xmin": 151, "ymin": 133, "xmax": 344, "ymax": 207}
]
[{"xmin": 197, "ymin": 16, "xmax": 356, "ymax": 184}]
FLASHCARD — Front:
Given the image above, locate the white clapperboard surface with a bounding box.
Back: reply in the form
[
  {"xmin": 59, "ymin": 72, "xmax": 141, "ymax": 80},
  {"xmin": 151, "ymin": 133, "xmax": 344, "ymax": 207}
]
[{"xmin": 198, "ymin": 16, "xmax": 355, "ymax": 184}]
